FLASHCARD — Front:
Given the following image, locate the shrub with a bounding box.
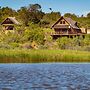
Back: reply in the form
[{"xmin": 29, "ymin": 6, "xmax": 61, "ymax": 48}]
[
  {"xmin": 20, "ymin": 42, "xmax": 32, "ymax": 49},
  {"xmin": 0, "ymin": 42, "xmax": 11, "ymax": 49},
  {"xmin": 9, "ymin": 43, "xmax": 19, "ymax": 48},
  {"xmin": 56, "ymin": 37, "xmax": 72, "ymax": 49},
  {"xmin": 83, "ymin": 46, "xmax": 90, "ymax": 51},
  {"xmin": 24, "ymin": 26, "xmax": 45, "ymax": 45}
]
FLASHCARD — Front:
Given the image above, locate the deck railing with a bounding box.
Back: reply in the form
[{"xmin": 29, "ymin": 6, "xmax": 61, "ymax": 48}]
[
  {"xmin": 51, "ymin": 32, "xmax": 68, "ymax": 35},
  {"xmin": 51, "ymin": 32, "xmax": 83, "ymax": 35}
]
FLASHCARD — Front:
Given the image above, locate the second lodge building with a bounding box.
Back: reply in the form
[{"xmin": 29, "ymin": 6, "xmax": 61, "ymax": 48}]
[{"xmin": 51, "ymin": 16, "xmax": 85, "ymax": 39}]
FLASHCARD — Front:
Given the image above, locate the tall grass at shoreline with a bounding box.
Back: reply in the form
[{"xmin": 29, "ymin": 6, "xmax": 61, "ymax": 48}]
[{"xmin": 0, "ymin": 49, "xmax": 90, "ymax": 63}]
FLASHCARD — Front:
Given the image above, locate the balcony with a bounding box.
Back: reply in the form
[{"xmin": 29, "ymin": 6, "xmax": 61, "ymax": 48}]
[
  {"xmin": 51, "ymin": 32, "xmax": 67, "ymax": 35},
  {"xmin": 51, "ymin": 32, "xmax": 83, "ymax": 36}
]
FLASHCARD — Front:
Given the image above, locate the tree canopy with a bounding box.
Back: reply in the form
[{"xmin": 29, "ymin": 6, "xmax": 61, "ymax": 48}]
[{"xmin": 0, "ymin": 3, "xmax": 90, "ymax": 28}]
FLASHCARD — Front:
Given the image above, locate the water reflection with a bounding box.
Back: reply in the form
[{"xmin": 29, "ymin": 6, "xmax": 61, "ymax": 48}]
[{"xmin": 0, "ymin": 63, "xmax": 90, "ymax": 90}]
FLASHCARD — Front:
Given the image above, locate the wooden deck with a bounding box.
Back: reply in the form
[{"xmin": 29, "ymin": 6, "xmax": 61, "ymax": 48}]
[
  {"xmin": 51, "ymin": 32, "xmax": 86, "ymax": 39},
  {"xmin": 51, "ymin": 32, "xmax": 85, "ymax": 36}
]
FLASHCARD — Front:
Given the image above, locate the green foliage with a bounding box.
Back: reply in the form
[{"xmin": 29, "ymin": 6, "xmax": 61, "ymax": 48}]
[
  {"xmin": 39, "ymin": 20, "xmax": 50, "ymax": 27},
  {"xmin": 0, "ymin": 4, "xmax": 90, "ymax": 28},
  {"xmin": 17, "ymin": 7, "xmax": 30, "ymax": 26},
  {"xmin": 0, "ymin": 42, "xmax": 11, "ymax": 49},
  {"xmin": 20, "ymin": 42, "xmax": 32, "ymax": 49},
  {"xmin": 0, "ymin": 25, "xmax": 3, "ymax": 31},
  {"xmin": 9, "ymin": 42, "xmax": 19, "ymax": 48},
  {"xmin": 1, "ymin": 3, "xmax": 90, "ymax": 51},
  {"xmin": 57, "ymin": 37, "xmax": 72, "ymax": 49},
  {"xmin": 64, "ymin": 13, "xmax": 77, "ymax": 18},
  {"xmin": 28, "ymin": 4, "xmax": 42, "ymax": 12},
  {"xmin": 42, "ymin": 12, "xmax": 61, "ymax": 26},
  {"xmin": 87, "ymin": 12, "xmax": 90, "ymax": 18},
  {"xmin": 83, "ymin": 46, "xmax": 90, "ymax": 51},
  {"xmin": 0, "ymin": 29, "xmax": 24, "ymax": 44},
  {"xmin": 17, "ymin": 4, "xmax": 44, "ymax": 26},
  {"xmin": 1, "ymin": 32, "xmax": 19, "ymax": 43},
  {"xmin": 1, "ymin": 7, "xmax": 16, "ymax": 21},
  {"xmin": 29, "ymin": 11, "xmax": 44, "ymax": 24},
  {"xmin": 0, "ymin": 7, "xmax": 2, "ymax": 22},
  {"xmin": 0, "ymin": 49, "xmax": 90, "ymax": 63},
  {"xmin": 83, "ymin": 35, "xmax": 90, "ymax": 46},
  {"xmin": 27, "ymin": 4, "xmax": 44, "ymax": 24},
  {"xmin": 56, "ymin": 35, "xmax": 90, "ymax": 51},
  {"xmin": 24, "ymin": 25, "xmax": 45, "ymax": 45}
]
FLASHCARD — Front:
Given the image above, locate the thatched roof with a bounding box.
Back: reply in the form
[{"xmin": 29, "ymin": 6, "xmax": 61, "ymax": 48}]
[
  {"xmin": 1, "ymin": 17, "xmax": 20, "ymax": 25},
  {"xmin": 51, "ymin": 16, "xmax": 80, "ymax": 29}
]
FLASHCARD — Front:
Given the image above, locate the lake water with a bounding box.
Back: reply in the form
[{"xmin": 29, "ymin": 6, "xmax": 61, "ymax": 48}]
[{"xmin": 0, "ymin": 63, "xmax": 90, "ymax": 90}]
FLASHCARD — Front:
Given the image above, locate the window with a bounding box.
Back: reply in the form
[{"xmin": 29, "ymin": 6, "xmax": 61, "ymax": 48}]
[
  {"xmin": 63, "ymin": 21, "xmax": 65, "ymax": 24},
  {"xmin": 60, "ymin": 21, "xmax": 62, "ymax": 24},
  {"xmin": 60, "ymin": 21, "xmax": 65, "ymax": 24},
  {"xmin": 7, "ymin": 26, "xmax": 14, "ymax": 30}
]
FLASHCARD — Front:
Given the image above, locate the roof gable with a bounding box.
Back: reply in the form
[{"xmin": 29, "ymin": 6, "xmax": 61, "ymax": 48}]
[
  {"xmin": 1, "ymin": 18, "xmax": 14, "ymax": 25},
  {"xmin": 1, "ymin": 17, "xmax": 20, "ymax": 25},
  {"xmin": 51, "ymin": 16, "xmax": 79, "ymax": 29},
  {"xmin": 56, "ymin": 18, "xmax": 69, "ymax": 25}
]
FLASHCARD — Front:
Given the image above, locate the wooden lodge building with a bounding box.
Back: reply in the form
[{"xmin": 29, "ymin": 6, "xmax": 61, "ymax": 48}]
[
  {"xmin": 51, "ymin": 16, "xmax": 85, "ymax": 39},
  {"xmin": 1, "ymin": 17, "xmax": 20, "ymax": 31}
]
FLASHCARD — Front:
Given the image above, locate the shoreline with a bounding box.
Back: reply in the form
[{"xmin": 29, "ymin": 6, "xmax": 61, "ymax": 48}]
[{"xmin": 0, "ymin": 49, "xmax": 90, "ymax": 63}]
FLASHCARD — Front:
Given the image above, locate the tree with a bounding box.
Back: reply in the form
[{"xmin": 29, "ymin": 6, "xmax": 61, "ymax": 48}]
[
  {"xmin": 1, "ymin": 7, "xmax": 16, "ymax": 18},
  {"xmin": 87, "ymin": 12, "xmax": 90, "ymax": 18},
  {"xmin": 28, "ymin": 4, "xmax": 41, "ymax": 12},
  {"xmin": 0, "ymin": 6, "xmax": 2, "ymax": 22},
  {"xmin": 17, "ymin": 7, "xmax": 30, "ymax": 26},
  {"xmin": 64, "ymin": 13, "xmax": 77, "ymax": 19},
  {"xmin": 42, "ymin": 12, "xmax": 61, "ymax": 26},
  {"xmin": 28, "ymin": 11, "xmax": 45, "ymax": 24},
  {"xmin": 28, "ymin": 4, "xmax": 44, "ymax": 24},
  {"xmin": 24, "ymin": 25, "xmax": 45, "ymax": 44}
]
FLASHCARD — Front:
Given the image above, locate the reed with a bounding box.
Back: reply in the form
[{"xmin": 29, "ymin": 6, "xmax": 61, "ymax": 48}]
[{"xmin": 0, "ymin": 49, "xmax": 90, "ymax": 63}]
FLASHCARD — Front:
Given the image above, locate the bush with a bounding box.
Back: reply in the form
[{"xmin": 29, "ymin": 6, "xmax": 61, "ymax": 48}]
[
  {"xmin": 20, "ymin": 42, "xmax": 32, "ymax": 49},
  {"xmin": 24, "ymin": 26, "xmax": 45, "ymax": 45},
  {"xmin": 83, "ymin": 46, "xmax": 90, "ymax": 51},
  {"xmin": 9, "ymin": 43, "xmax": 19, "ymax": 48},
  {"xmin": 56, "ymin": 37, "xmax": 72, "ymax": 49},
  {"xmin": 38, "ymin": 45, "xmax": 48, "ymax": 49},
  {"xmin": 0, "ymin": 43, "xmax": 12, "ymax": 49}
]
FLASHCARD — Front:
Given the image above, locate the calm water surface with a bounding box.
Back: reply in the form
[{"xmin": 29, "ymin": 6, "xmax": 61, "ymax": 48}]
[{"xmin": 0, "ymin": 63, "xmax": 90, "ymax": 90}]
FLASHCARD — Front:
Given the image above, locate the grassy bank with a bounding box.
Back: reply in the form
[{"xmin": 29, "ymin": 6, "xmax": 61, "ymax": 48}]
[{"xmin": 0, "ymin": 49, "xmax": 90, "ymax": 63}]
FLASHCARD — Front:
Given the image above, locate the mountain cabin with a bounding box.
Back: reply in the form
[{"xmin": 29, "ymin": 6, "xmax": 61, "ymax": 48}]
[
  {"xmin": 51, "ymin": 16, "xmax": 85, "ymax": 39},
  {"xmin": 1, "ymin": 17, "xmax": 20, "ymax": 31}
]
